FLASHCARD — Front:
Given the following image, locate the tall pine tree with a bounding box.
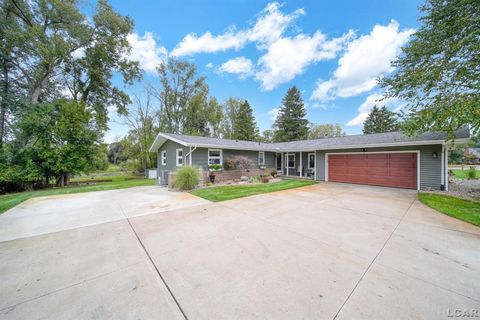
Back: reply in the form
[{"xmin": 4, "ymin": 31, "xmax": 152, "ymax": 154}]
[
  {"xmin": 232, "ymin": 100, "xmax": 259, "ymax": 141},
  {"xmin": 363, "ymin": 105, "xmax": 400, "ymax": 134},
  {"xmin": 274, "ymin": 86, "xmax": 309, "ymax": 142}
]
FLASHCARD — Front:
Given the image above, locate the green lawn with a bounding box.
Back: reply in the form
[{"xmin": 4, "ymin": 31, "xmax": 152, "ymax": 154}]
[
  {"xmin": 450, "ymin": 168, "xmax": 478, "ymax": 180},
  {"xmin": 191, "ymin": 179, "xmax": 317, "ymax": 202},
  {"xmin": 70, "ymin": 175, "xmax": 140, "ymax": 183},
  {"xmin": 418, "ymin": 193, "xmax": 480, "ymax": 227},
  {"xmin": 0, "ymin": 178, "xmax": 155, "ymax": 214}
]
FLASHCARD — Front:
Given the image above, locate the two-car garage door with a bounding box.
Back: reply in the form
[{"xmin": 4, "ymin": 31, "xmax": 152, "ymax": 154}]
[{"xmin": 327, "ymin": 153, "xmax": 418, "ymax": 189}]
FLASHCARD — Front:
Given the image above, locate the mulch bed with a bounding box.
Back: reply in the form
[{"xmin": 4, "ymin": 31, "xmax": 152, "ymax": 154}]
[{"xmin": 429, "ymin": 179, "xmax": 480, "ymax": 202}]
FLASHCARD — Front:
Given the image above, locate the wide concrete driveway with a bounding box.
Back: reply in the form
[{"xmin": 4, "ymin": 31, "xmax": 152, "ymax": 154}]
[{"xmin": 0, "ymin": 183, "xmax": 479, "ymax": 319}]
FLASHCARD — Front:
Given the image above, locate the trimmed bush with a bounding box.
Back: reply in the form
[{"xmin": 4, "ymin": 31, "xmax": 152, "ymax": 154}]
[
  {"xmin": 175, "ymin": 166, "xmax": 200, "ymax": 190},
  {"xmin": 224, "ymin": 156, "xmax": 254, "ymax": 170},
  {"xmin": 270, "ymin": 170, "xmax": 277, "ymax": 177},
  {"xmin": 467, "ymin": 166, "xmax": 477, "ymax": 179},
  {"xmin": 261, "ymin": 176, "xmax": 270, "ymax": 183},
  {"xmin": 223, "ymin": 160, "xmax": 234, "ymax": 170}
]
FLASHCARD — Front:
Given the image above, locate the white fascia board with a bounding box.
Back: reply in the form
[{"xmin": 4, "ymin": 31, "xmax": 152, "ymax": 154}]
[
  {"xmin": 148, "ymin": 133, "xmax": 189, "ymax": 152},
  {"xmin": 278, "ymin": 140, "xmax": 448, "ymax": 152},
  {"xmin": 190, "ymin": 143, "xmax": 279, "ymax": 152}
]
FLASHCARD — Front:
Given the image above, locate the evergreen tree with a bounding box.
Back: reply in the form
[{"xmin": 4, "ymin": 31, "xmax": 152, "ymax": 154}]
[
  {"xmin": 274, "ymin": 86, "xmax": 309, "ymax": 142},
  {"xmin": 232, "ymin": 100, "xmax": 259, "ymax": 141},
  {"xmin": 363, "ymin": 106, "xmax": 400, "ymax": 134}
]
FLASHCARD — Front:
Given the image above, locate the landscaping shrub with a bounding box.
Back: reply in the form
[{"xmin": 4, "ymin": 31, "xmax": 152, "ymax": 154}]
[
  {"xmin": 467, "ymin": 166, "xmax": 477, "ymax": 179},
  {"xmin": 248, "ymin": 176, "xmax": 260, "ymax": 183},
  {"xmin": 261, "ymin": 176, "xmax": 270, "ymax": 183},
  {"xmin": 208, "ymin": 164, "xmax": 223, "ymax": 171},
  {"xmin": 270, "ymin": 170, "xmax": 277, "ymax": 177},
  {"xmin": 224, "ymin": 156, "xmax": 254, "ymax": 170},
  {"xmin": 175, "ymin": 166, "xmax": 200, "ymax": 190},
  {"xmin": 223, "ymin": 160, "xmax": 234, "ymax": 170}
]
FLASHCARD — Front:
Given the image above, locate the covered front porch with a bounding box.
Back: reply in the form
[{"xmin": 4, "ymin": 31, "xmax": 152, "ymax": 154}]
[{"xmin": 275, "ymin": 151, "xmax": 316, "ymax": 179}]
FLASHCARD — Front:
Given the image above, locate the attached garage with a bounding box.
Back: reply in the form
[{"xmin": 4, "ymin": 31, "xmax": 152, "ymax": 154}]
[{"xmin": 326, "ymin": 152, "xmax": 418, "ymax": 190}]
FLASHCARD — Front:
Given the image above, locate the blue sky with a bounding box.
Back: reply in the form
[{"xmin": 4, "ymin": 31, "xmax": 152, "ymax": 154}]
[{"xmin": 105, "ymin": 0, "xmax": 422, "ymax": 142}]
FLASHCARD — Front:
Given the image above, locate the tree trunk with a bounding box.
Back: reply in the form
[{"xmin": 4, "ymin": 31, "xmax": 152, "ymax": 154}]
[{"xmin": 0, "ymin": 56, "xmax": 10, "ymax": 147}]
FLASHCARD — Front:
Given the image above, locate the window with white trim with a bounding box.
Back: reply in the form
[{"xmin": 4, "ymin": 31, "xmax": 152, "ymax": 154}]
[
  {"xmin": 288, "ymin": 154, "xmax": 295, "ymax": 168},
  {"xmin": 161, "ymin": 150, "xmax": 166, "ymax": 166},
  {"xmin": 208, "ymin": 149, "xmax": 222, "ymax": 165},
  {"xmin": 258, "ymin": 151, "xmax": 265, "ymax": 166},
  {"xmin": 176, "ymin": 149, "xmax": 183, "ymax": 166},
  {"xmin": 308, "ymin": 153, "xmax": 315, "ymax": 169}
]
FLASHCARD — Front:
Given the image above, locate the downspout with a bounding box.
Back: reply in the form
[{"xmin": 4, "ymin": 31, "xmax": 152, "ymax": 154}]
[
  {"xmin": 445, "ymin": 144, "xmax": 449, "ymax": 191},
  {"xmin": 441, "ymin": 143, "xmax": 445, "ymax": 189},
  {"xmin": 186, "ymin": 145, "xmax": 197, "ymax": 166}
]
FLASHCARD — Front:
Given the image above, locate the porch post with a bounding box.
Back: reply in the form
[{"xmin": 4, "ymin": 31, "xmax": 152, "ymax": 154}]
[
  {"xmin": 189, "ymin": 146, "xmax": 192, "ymax": 166},
  {"xmin": 280, "ymin": 152, "xmax": 283, "ymax": 175},
  {"xmin": 286, "ymin": 152, "xmax": 289, "ymax": 176},
  {"xmin": 300, "ymin": 151, "xmax": 303, "ymax": 177}
]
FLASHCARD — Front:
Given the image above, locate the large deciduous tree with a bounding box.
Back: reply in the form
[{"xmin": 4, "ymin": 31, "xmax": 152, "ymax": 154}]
[
  {"xmin": 379, "ymin": 0, "xmax": 480, "ymax": 137},
  {"xmin": 17, "ymin": 100, "xmax": 104, "ymax": 186},
  {"xmin": 0, "ymin": 0, "xmax": 139, "ymax": 186},
  {"xmin": 274, "ymin": 86, "xmax": 309, "ymax": 142},
  {"xmin": 308, "ymin": 123, "xmax": 345, "ymax": 139},
  {"xmin": 220, "ymin": 97, "xmax": 242, "ymax": 139},
  {"xmin": 150, "ymin": 59, "xmax": 222, "ymax": 136},
  {"xmin": 232, "ymin": 100, "xmax": 259, "ymax": 141},
  {"xmin": 362, "ymin": 106, "xmax": 400, "ymax": 134}
]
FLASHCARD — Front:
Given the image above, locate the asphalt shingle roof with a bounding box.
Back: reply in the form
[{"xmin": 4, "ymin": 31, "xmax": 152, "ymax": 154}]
[{"xmin": 155, "ymin": 127, "xmax": 470, "ymax": 152}]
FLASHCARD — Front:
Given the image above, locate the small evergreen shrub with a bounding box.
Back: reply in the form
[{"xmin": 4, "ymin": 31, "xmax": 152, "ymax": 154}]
[
  {"xmin": 270, "ymin": 170, "xmax": 277, "ymax": 177},
  {"xmin": 175, "ymin": 166, "xmax": 200, "ymax": 190},
  {"xmin": 467, "ymin": 166, "xmax": 477, "ymax": 179}
]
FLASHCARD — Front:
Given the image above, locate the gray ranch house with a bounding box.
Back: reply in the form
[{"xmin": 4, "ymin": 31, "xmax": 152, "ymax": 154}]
[{"xmin": 149, "ymin": 128, "xmax": 470, "ymax": 191}]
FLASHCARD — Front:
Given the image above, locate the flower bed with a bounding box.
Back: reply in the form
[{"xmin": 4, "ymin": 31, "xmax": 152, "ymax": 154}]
[{"xmin": 202, "ymin": 168, "xmax": 275, "ymax": 184}]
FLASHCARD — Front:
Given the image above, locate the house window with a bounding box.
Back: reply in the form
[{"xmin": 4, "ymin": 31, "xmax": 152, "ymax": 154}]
[
  {"xmin": 308, "ymin": 153, "xmax": 315, "ymax": 169},
  {"xmin": 161, "ymin": 150, "xmax": 166, "ymax": 166},
  {"xmin": 208, "ymin": 149, "xmax": 222, "ymax": 165},
  {"xmin": 258, "ymin": 151, "xmax": 265, "ymax": 166},
  {"xmin": 176, "ymin": 149, "xmax": 183, "ymax": 166},
  {"xmin": 288, "ymin": 154, "xmax": 295, "ymax": 168}
]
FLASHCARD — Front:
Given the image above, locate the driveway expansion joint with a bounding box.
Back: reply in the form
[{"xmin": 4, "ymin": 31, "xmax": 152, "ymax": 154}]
[
  {"xmin": 332, "ymin": 197, "xmax": 417, "ymax": 320},
  {"xmin": 125, "ymin": 217, "xmax": 189, "ymax": 320}
]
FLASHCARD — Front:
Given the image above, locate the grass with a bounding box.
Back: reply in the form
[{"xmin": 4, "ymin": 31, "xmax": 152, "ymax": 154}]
[
  {"xmin": 450, "ymin": 168, "xmax": 478, "ymax": 180},
  {"xmin": 418, "ymin": 193, "xmax": 480, "ymax": 227},
  {"xmin": 0, "ymin": 178, "xmax": 155, "ymax": 214},
  {"xmin": 191, "ymin": 178, "xmax": 317, "ymax": 202},
  {"xmin": 70, "ymin": 175, "xmax": 140, "ymax": 183},
  {"xmin": 451, "ymin": 169, "xmax": 469, "ymax": 179}
]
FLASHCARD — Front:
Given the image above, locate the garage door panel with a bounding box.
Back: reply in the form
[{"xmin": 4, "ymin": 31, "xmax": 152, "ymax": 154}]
[{"xmin": 328, "ymin": 153, "xmax": 417, "ymax": 189}]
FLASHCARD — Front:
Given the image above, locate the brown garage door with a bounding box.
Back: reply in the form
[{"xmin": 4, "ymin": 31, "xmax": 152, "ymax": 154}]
[{"xmin": 328, "ymin": 153, "xmax": 417, "ymax": 189}]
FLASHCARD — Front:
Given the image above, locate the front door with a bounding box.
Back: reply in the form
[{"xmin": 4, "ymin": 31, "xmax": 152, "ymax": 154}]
[{"xmin": 276, "ymin": 154, "xmax": 282, "ymax": 172}]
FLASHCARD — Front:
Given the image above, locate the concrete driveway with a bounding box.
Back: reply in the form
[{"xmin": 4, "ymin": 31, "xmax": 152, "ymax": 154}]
[{"xmin": 0, "ymin": 183, "xmax": 479, "ymax": 319}]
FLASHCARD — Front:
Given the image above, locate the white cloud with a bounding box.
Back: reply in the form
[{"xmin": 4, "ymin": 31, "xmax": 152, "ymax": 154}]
[
  {"xmin": 171, "ymin": 2, "xmax": 304, "ymax": 57},
  {"xmin": 205, "ymin": 62, "xmax": 214, "ymax": 69},
  {"xmin": 312, "ymin": 20, "xmax": 414, "ymax": 101},
  {"xmin": 127, "ymin": 32, "xmax": 167, "ymax": 73},
  {"xmin": 219, "ymin": 57, "xmax": 254, "ymax": 78},
  {"xmin": 346, "ymin": 93, "xmax": 401, "ymax": 126},
  {"xmin": 256, "ymin": 30, "xmax": 353, "ymax": 90},
  {"xmin": 268, "ymin": 108, "xmax": 280, "ymax": 121}
]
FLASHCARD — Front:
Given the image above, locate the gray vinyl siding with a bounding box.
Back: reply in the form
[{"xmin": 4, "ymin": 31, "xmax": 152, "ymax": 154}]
[
  {"xmin": 191, "ymin": 147, "xmax": 276, "ymax": 170},
  {"xmin": 315, "ymin": 145, "xmax": 443, "ymax": 190},
  {"xmin": 157, "ymin": 140, "xmax": 188, "ymax": 172}
]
